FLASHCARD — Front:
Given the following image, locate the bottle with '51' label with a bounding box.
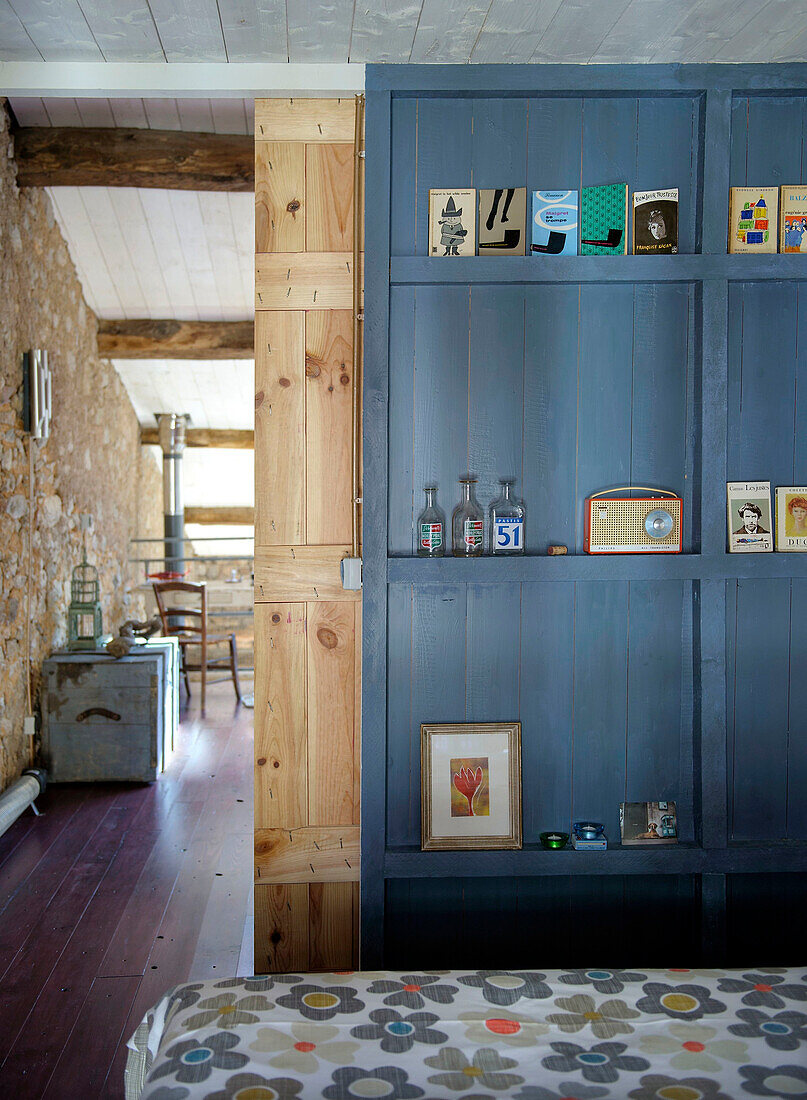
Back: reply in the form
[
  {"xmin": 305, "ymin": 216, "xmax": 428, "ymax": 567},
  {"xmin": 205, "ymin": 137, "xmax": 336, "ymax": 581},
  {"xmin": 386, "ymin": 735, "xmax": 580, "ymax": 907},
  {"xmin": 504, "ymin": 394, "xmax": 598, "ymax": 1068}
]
[
  {"xmin": 489, "ymin": 478, "xmax": 525, "ymax": 554},
  {"xmin": 416, "ymin": 486, "xmax": 445, "ymax": 557},
  {"xmin": 452, "ymin": 477, "xmax": 484, "ymax": 556}
]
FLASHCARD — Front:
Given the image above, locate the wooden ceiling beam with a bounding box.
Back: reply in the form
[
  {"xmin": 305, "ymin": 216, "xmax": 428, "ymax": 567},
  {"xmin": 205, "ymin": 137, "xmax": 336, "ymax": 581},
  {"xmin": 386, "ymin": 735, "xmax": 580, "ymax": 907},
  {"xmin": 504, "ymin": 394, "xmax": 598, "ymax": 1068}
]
[
  {"xmin": 140, "ymin": 428, "xmax": 254, "ymax": 449},
  {"xmin": 98, "ymin": 319, "xmax": 254, "ymax": 359},
  {"xmin": 14, "ymin": 127, "xmax": 254, "ymax": 190},
  {"xmin": 185, "ymin": 506, "xmax": 254, "ymax": 526}
]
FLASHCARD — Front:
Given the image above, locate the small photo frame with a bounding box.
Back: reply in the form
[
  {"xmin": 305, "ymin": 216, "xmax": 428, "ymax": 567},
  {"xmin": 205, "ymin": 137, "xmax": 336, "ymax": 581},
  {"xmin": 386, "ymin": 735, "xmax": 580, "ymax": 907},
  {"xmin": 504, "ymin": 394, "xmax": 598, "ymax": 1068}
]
[
  {"xmin": 727, "ymin": 481, "xmax": 773, "ymax": 553},
  {"xmin": 620, "ymin": 801, "xmax": 678, "ymax": 845},
  {"xmin": 421, "ymin": 722, "xmax": 521, "ymax": 850},
  {"xmin": 775, "ymin": 487, "xmax": 807, "ymax": 551}
]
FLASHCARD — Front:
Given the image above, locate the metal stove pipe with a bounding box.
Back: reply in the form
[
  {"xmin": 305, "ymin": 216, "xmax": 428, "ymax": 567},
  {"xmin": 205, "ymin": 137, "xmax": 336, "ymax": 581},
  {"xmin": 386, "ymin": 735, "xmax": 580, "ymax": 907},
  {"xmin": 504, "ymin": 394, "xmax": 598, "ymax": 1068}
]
[{"xmin": 157, "ymin": 414, "xmax": 188, "ymax": 574}]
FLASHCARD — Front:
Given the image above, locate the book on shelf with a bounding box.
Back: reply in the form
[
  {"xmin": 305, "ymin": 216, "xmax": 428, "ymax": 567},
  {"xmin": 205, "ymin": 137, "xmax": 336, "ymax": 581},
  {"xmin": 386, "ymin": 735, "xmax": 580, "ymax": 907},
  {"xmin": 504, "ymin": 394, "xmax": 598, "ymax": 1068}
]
[
  {"xmin": 530, "ymin": 191, "xmax": 578, "ymax": 256},
  {"xmin": 728, "ymin": 187, "xmax": 778, "ymax": 253},
  {"xmin": 775, "ymin": 486, "xmax": 807, "ymax": 551},
  {"xmin": 580, "ymin": 183, "xmax": 628, "ymax": 255},
  {"xmin": 632, "ymin": 189, "xmax": 678, "ymax": 254},
  {"xmin": 779, "ymin": 186, "xmax": 807, "ymax": 253},
  {"xmin": 428, "ymin": 189, "xmax": 476, "ymax": 257},
  {"xmin": 478, "ymin": 188, "xmax": 527, "ymax": 255},
  {"xmin": 727, "ymin": 481, "xmax": 773, "ymax": 553}
]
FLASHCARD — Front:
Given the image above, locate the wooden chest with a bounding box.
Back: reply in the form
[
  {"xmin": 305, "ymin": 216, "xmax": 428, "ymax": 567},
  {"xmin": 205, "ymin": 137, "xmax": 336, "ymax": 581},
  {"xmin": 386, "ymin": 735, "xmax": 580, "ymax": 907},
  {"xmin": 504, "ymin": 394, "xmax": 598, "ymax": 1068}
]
[{"xmin": 41, "ymin": 651, "xmax": 170, "ymax": 782}]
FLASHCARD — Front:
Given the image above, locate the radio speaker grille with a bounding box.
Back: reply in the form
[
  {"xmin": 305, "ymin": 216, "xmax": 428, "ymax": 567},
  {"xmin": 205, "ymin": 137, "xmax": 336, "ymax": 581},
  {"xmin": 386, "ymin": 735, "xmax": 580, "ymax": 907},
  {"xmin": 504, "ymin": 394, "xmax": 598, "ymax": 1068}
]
[{"xmin": 589, "ymin": 499, "xmax": 681, "ymax": 549}]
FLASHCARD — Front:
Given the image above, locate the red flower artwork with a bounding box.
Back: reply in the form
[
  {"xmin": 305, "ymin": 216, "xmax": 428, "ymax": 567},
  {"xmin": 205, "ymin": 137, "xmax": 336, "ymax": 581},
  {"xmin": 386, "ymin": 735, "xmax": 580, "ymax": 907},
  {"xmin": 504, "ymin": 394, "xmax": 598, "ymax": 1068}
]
[{"xmin": 453, "ymin": 765, "xmax": 483, "ymax": 816}]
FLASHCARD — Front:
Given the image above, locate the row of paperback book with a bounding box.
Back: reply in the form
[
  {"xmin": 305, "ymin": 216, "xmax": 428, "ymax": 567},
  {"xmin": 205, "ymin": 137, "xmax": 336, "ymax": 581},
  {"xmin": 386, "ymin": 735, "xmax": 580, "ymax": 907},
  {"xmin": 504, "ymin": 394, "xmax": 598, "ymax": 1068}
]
[
  {"xmin": 729, "ymin": 186, "xmax": 807, "ymax": 253},
  {"xmin": 428, "ymin": 185, "xmax": 677, "ymax": 257}
]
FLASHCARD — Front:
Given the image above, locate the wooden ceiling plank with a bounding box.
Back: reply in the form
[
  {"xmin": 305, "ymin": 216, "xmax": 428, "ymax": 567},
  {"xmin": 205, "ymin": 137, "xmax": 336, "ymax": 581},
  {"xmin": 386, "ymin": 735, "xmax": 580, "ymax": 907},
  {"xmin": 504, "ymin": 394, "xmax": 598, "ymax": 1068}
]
[
  {"xmin": 99, "ymin": 319, "xmax": 254, "ymax": 359},
  {"xmin": 349, "ymin": 1, "xmax": 421, "ymax": 62},
  {"xmin": 0, "ymin": 4, "xmax": 43, "ymax": 62},
  {"xmin": 175, "ymin": 97, "xmax": 216, "ymax": 133},
  {"xmin": 103, "ymin": 189, "xmax": 173, "ymax": 316},
  {"xmin": 7, "ymin": 97, "xmax": 50, "ymax": 125},
  {"xmin": 286, "ymin": 0, "xmax": 354, "ymax": 62},
  {"xmin": 140, "ymin": 427, "xmax": 254, "ymax": 448},
  {"xmin": 410, "ymin": 0, "xmax": 491, "ymax": 63},
  {"xmin": 80, "ymin": 186, "xmax": 149, "ymax": 317},
  {"xmin": 109, "ymin": 98, "xmax": 149, "ymax": 128},
  {"xmin": 210, "ymin": 96, "xmax": 250, "ymax": 135},
  {"xmin": 70, "ymin": 1, "xmax": 166, "ymax": 63},
  {"xmin": 41, "ymin": 97, "xmax": 82, "ymax": 125},
  {"xmin": 14, "ymin": 125, "xmax": 254, "ymax": 190},
  {"xmin": 7, "ymin": 0, "xmax": 104, "ymax": 61},
  {"xmin": 47, "ymin": 186, "xmax": 124, "ymax": 316},
  {"xmin": 199, "ymin": 191, "xmax": 248, "ymax": 318},
  {"xmin": 168, "ymin": 191, "xmax": 223, "ymax": 317},
  {"xmin": 471, "ymin": 0, "xmax": 564, "ymax": 63},
  {"xmin": 530, "ymin": 0, "xmax": 633, "ymax": 62},
  {"xmin": 143, "ymin": 99, "xmax": 182, "ymax": 130},
  {"xmin": 144, "ymin": 0, "xmax": 227, "ymax": 62},
  {"xmin": 590, "ymin": 0, "xmax": 693, "ymax": 64},
  {"xmin": 217, "ymin": 0, "xmax": 288, "ymax": 63},
  {"xmin": 135, "ymin": 189, "xmax": 199, "ymax": 319}
]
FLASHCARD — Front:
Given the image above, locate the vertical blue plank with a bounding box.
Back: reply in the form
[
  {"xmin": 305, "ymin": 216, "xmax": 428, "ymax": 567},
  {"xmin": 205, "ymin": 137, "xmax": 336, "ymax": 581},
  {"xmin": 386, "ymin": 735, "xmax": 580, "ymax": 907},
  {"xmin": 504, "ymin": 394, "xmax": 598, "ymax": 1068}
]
[
  {"xmin": 787, "ymin": 580, "xmax": 807, "ymax": 838},
  {"xmin": 576, "ymin": 285, "xmax": 635, "ymax": 552},
  {"xmin": 386, "ymin": 584, "xmax": 413, "ymax": 846},
  {"xmin": 471, "ymin": 98, "xmax": 528, "ymax": 188},
  {"xmin": 520, "ymin": 582, "xmax": 575, "ymax": 841},
  {"xmin": 388, "ymin": 287, "xmax": 416, "ymax": 554},
  {"xmin": 729, "ymin": 96, "xmax": 749, "ymax": 187},
  {"xmin": 726, "ymin": 283, "xmax": 744, "ymax": 486},
  {"xmin": 465, "ymin": 584, "xmax": 521, "ymax": 722},
  {"xmin": 469, "ymin": 287, "xmax": 525, "ymax": 519},
  {"xmin": 573, "ymin": 581, "xmax": 630, "ymax": 842},
  {"xmin": 731, "ymin": 579, "xmax": 791, "ymax": 841},
  {"xmin": 636, "ymin": 97, "xmax": 699, "ymax": 255},
  {"xmin": 746, "ymin": 97, "xmax": 806, "ymax": 184},
  {"xmin": 631, "ymin": 283, "xmax": 691, "ymax": 508},
  {"xmin": 526, "ymin": 97, "xmax": 583, "ymax": 194},
  {"xmin": 581, "ymin": 97, "xmax": 638, "ymax": 191},
  {"xmin": 726, "ymin": 282, "xmax": 797, "ymax": 487},
  {"xmin": 386, "ymin": 879, "xmax": 465, "ymax": 968},
  {"xmin": 413, "ymin": 286, "xmax": 470, "ymax": 538},
  {"xmin": 461, "ymin": 879, "xmax": 520, "ymax": 968},
  {"xmin": 626, "ymin": 581, "xmax": 683, "ymax": 803},
  {"xmin": 523, "ymin": 284, "xmax": 579, "ymax": 552},
  {"xmin": 390, "ymin": 97, "xmax": 418, "ymax": 256},
  {"xmin": 410, "ymin": 584, "xmax": 467, "ymax": 846},
  {"xmin": 416, "ymin": 99, "xmax": 473, "ymax": 257}
]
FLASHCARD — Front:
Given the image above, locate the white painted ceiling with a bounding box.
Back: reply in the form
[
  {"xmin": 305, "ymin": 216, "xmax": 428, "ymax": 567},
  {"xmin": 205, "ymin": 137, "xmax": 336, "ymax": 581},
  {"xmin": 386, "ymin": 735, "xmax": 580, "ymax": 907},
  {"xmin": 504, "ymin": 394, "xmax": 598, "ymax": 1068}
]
[{"xmin": 1, "ymin": 0, "xmax": 806, "ymax": 64}]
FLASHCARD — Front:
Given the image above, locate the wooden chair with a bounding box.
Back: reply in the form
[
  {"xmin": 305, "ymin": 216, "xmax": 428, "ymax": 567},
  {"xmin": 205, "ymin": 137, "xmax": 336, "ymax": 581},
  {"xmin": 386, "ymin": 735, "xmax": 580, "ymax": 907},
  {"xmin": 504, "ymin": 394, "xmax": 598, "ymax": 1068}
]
[{"xmin": 152, "ymin": 580, "xmax": 241, "ymax": 711}]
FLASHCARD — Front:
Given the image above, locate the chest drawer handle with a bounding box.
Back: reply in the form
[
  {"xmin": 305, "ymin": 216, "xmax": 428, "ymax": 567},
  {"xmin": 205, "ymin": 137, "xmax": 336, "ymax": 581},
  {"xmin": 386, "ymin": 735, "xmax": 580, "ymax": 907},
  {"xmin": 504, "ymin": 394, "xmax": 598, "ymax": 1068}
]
[{"xmin": 75, "ymin": 708, "xmax": 122, "ymax": 722}]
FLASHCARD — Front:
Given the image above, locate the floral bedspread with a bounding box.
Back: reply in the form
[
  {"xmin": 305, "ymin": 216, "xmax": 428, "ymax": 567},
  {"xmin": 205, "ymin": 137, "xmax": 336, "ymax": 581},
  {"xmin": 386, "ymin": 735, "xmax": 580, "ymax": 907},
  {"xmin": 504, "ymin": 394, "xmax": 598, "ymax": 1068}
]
[{"xmin": 125, "ymin": 968, "xmax": 807, "ymax": 1100}]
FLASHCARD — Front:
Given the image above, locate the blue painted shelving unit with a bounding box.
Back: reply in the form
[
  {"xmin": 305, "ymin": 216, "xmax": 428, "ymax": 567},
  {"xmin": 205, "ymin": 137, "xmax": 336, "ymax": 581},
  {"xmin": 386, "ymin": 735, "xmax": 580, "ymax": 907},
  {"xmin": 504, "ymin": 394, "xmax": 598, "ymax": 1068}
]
[{"xmin": 362, "ymin": 63, "xmax": 807, "ymax": 969}]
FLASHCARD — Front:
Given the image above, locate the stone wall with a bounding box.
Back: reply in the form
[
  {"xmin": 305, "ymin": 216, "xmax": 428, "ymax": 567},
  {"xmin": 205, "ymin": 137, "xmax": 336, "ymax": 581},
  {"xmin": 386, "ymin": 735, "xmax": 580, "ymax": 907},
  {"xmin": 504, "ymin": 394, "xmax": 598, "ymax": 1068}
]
[{"xmin": 0, "ymin": 104, "xmax": 162, "ymax": 790}]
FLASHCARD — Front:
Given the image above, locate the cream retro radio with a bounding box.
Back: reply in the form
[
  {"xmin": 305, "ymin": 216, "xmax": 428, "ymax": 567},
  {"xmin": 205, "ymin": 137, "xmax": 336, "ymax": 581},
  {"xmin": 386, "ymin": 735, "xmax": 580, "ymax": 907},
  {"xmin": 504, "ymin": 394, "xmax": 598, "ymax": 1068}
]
[{"xmin": 584, "ymin": 487, "xmax": 682, "ymax": 554}]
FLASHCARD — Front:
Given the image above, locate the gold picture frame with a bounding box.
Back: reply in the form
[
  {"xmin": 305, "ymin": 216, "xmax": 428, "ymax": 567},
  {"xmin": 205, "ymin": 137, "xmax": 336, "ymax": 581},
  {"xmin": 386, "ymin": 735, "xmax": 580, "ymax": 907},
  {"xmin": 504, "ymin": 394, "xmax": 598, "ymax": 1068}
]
[{"xmin": 421, "ymin": 722, "xmax": 522, "ymax": 851}]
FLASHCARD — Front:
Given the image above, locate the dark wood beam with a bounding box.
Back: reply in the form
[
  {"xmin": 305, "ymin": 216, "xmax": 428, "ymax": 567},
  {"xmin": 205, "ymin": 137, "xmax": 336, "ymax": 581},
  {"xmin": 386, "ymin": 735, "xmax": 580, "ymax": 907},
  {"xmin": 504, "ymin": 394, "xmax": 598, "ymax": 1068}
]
[
  {"xmin": 185, "ymin": 506, "xmax": 254, "ymax": 526},
  {"xmin": 98, "ymin": 319, "xmax": 254, "ymax": 359},
  {"xmin": 140, "ymin": 428, "xmax": 254, "ymax": 449},
  {"xmin": 15, "ymin": 127, "xmax": 254, "ymax": 191}
]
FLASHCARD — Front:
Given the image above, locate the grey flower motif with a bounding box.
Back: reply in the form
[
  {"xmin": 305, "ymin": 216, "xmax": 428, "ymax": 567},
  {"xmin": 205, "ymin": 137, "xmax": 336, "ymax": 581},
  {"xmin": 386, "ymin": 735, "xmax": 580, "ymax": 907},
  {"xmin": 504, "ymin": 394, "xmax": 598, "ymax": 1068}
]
[
  {"xmin": 350, "ymin": 1008, "xmax": 447, "ymax": 1053},
  {"xmin": 168, "ymin": 983, "xmax": 206, "ymax": 1012},
  {"xmin": 637, "ymin": 982, "xmax": 726, "ymax": 1021},
  {"xmin": 458, "ymin": 970, "xmax": 552, "ymax": 1007},
  {"xmin": 718, "ymin": 972, "xmax": 807, "ymax": 1009},
  {"xmin": 542, "ymin": 1040, "xmax": 649, "ymax": 1084},
  {"xmin": 547, "ymin": 993, "xmax": 641, "ymax": 1039},
  {"xmin": 205, "ymin": 1073, "xmax": 302, "ymax": 1100},
  {"xmin": 213, "ymin": 974, "xmax": 302, "ymax": 993},
  {"xmin": 559, "ymin": 969, "xmax": 648, "ymax": 995},
  {"xmin": 181, "ymin": 991, "xmax": 276, "ymax": 1031},
  {"xmin": 323, "ymin": 1066, "xmax": 424, "ymax": 1099},
  {"xmin": 515, "ymin": 1086, "xmax": 609, "ymax": 1100},
  {"xmin": 275, "ymin": 982, "xmax": 364, "ymax": 1021},
  {"xmin": 425, "ymin": 1046, "xmax": 524, "ymax": 1092},
  {"xmin": 739, "ymin": 1064, "xmax": 807, "ymax": 1096},
  {"xmin": 729, "ymin": 1007, "xmax": 807, "ymax": 1051},
  {"xmin": 151, "ymin": 1032, "xmax": 248, "ymax": 1085},
  {"xmin": 367, "ymin": 974, "xmax": 459, "ymax": 1010},
  {"xmin": 628, "ymin": 1074, "xmax": 733, "ymax": 1100}
]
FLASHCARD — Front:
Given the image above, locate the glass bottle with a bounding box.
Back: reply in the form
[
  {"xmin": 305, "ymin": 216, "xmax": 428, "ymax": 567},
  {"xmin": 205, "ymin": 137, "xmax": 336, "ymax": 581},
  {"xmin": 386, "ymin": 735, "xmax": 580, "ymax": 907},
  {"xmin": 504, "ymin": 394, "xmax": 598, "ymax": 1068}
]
[
  {"xmin": 416, "ymin": 487, "xmax": 446, "ymax": 557},
  {"xmin": 489, "ymin": 479, "xmax": 526, "ymax": 554},
  {"xmin": 452, "ymin": 477, "xmax": 484, "ymax": 557}
]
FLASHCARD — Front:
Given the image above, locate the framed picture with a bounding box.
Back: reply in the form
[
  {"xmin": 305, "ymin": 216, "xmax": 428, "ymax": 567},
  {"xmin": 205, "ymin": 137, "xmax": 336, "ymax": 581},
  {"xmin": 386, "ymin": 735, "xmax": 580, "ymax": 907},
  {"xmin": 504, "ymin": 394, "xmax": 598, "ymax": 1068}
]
[
  {"xmin": 727, "ymin": 481, "xmax": 773, "ymax": 553},
  {"xmin": 421, "ymin": 722, "xmax": 522, "ymax": 851},
  {"xmin": 620, "ymin": 801, "xmax": 678, "ymax": 845},
  {"xmin": 775, "ymin": 486, "xmax": 807, "ymax": 551}
]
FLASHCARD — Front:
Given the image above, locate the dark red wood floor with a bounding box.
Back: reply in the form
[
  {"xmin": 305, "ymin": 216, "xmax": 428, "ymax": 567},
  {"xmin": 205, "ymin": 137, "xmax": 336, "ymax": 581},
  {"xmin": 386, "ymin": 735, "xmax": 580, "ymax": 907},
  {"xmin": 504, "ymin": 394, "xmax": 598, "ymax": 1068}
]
[{"xmin": 0, "ymin": 682, "xmax": 253, "ymax": 1099}]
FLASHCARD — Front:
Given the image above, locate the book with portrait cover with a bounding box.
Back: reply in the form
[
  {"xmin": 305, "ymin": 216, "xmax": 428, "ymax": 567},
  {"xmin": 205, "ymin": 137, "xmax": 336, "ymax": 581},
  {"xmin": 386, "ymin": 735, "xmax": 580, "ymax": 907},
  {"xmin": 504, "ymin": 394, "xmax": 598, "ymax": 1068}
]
[
  {"xmin": 775, "ymin": 486, "xmax": 807, "ymax": 551},
  {"xmin": 478, "ymin": 188, "xmax": 527, "ymax": 255},
  {"xmin": 727, "ymin": 481, "xmax": 773, "ymax": 553},
  {"xmin": 728, "ymin": 187, "xmax": 778, "ymax": 253},
  {"xmin": 779, "ymin": 187, "xmax": 807, "ymax": 254},
  {"xmin": 428, "ymin": 189, "xmax": 476, "ymax": 257},
  {"xmin": 580, "ymin": 183, "xmax": 628, "ymax": 255},
  {"xmin": 620, "ymin": 802, "xmax": 678, "ymax": 845},
  {"xmin": 633, "ymin": 189, "xmax": 678, "ymax": 254},
  {"xmin": 530, "ymin": 190, "xmax": 578, "ymax": 256}
]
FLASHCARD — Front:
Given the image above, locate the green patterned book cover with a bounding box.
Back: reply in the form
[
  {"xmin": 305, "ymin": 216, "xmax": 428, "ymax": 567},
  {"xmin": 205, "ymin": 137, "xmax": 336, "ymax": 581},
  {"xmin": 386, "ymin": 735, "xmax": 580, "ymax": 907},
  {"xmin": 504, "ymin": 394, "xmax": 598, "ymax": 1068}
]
[{"xmin": 580, "ymin": 183, "xmax": 628, "ymax": 255}]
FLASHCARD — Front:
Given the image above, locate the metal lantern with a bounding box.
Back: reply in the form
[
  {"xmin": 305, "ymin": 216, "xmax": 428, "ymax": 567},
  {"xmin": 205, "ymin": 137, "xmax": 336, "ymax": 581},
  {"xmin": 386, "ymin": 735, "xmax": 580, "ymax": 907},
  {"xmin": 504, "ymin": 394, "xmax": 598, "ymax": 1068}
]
[{"xmin": 67, "ymin": 554, "xmax": 103, "ymax": 651}]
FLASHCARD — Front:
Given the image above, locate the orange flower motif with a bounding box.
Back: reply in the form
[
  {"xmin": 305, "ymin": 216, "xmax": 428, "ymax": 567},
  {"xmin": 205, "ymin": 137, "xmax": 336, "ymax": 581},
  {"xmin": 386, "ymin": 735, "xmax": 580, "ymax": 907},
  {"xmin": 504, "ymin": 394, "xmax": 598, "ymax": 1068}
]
[{"xmin": 453, "ymin": 765, "xmax": 483, "ymax": 815}]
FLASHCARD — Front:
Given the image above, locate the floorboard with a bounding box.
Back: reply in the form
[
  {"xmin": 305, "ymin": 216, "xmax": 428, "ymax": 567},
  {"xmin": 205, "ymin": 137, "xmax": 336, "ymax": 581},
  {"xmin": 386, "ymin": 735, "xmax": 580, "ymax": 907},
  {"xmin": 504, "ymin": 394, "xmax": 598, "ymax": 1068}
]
[{"xmin": 0, "ymin": 681, "xmax": 253, "ymax": 1100}]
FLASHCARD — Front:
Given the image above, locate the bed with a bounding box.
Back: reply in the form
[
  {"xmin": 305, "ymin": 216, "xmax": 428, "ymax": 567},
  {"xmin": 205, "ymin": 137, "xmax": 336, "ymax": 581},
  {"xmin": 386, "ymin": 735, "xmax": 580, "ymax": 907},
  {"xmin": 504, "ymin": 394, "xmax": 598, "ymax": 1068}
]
[{"xmin": 125, "ymin": 967, "xmax": 807, "ymax": 1099}]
